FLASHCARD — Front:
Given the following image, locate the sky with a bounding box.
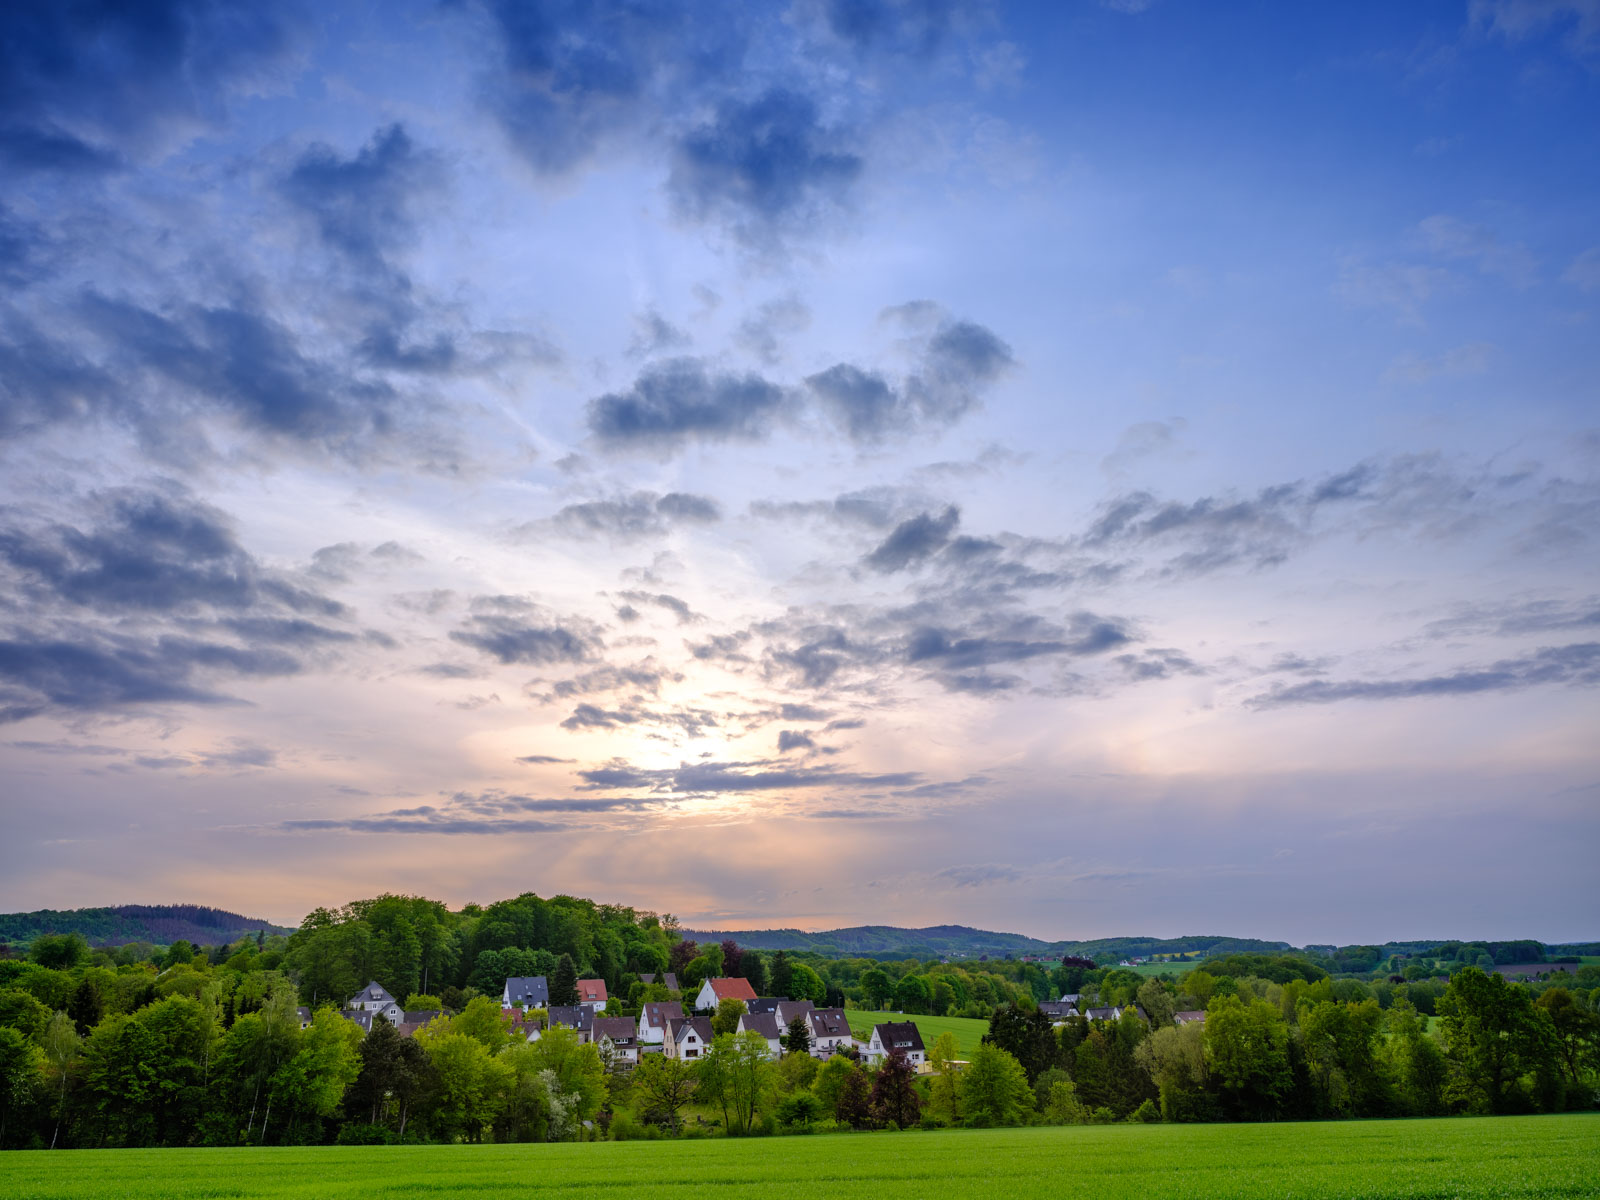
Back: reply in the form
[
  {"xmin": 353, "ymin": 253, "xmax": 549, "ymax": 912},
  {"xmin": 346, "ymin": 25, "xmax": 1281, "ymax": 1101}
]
[{"xmin": 1, "ymin": 0, "xmax": 1597, "ymax": 947}]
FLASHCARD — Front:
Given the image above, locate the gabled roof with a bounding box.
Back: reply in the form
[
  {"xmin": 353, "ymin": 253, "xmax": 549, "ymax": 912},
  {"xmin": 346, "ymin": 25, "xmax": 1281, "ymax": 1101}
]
[
  {"xmin": 1084, "ymin": 1006, "xmax": 1121, "ymax": 1021},
  {"xmin": 402, "ymin": 1009, "xmax": 443, "ymax": 1026},
  {"xmin": 642, "ymin": 1001, "xmax": 684, "ymax": 1027},
  {"xmin": 1038, "ymin": 1002, "xmax": 1078, "ymax": 1019},
  {"xmin": 351, "ymin": 981, "xmax": 396, "ymax": 1006},
  {"xmin": 547, "ymin": 1005, "xmax": 593, "ymax": 1031},
  {"xmin": 874, "ymin": 1021, "xmax": 925, "ymax": 1053},
  {"xmin": 738, "ymin": 1011, "xmax": 783, "ymax": 1040},
  {"xmin": 1173, "ymin": 1010, "xmax": 1206, "ymax": 1025},
  {"xmin": 340, "ymin": 1010, "xmax": 376, "ymax": 1033},
  {"xmin": 746, "ymin": 997, "xmax": 782, "ymax": 1015},
  {"xmin": 704, "ymin": 976, "xmax": 758, "ymax": 1002},
  {"xmin": 638, "ymin": 972, "xmax": 681, "ymax": 990},
  {"xmin": 592, "ymin": 1016, "xmax": 639, "ymax": 1045},
  {"xmin": 577, "ymin": 979, "xmax": 608, "ymax": 1003},
  {"xmin": 503, "ymin": 976, "xmax": 550, "ymax": 1006},
  {"xmin": 776, "ymin": 998, "xmax": 815, "ymax": 1025},
  {"xmin": 808, "ymin": 1008, "xmax": 851, "ymax": 1038},
  {"xmin": 668, "ymin": 1015, "xmax": 714, "ymax": 1044}
]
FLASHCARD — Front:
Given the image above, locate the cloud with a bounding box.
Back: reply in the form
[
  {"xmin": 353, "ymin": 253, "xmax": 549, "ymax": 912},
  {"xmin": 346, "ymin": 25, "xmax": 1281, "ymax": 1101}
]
[
  {"xmin": 0, "ymin": 0, "xmax": 308, "ymax": 172},
  {"xmin": 864, "ymin": 505, "xmax": 960, "ymax": 571},
  {"xmin": 937, "ymin": 862, "xmax": 1023, "ymax": 888},
  {"xmin": 736, "ymin": 296, "xmax": 811, "ymax": 364},
  {"xmin": 669, "ymin": 88, "xmax": 862, "ymax": 238},
  {"xmin": 616, "ymin": 592, "xmax": 700, "ymax": 624},
  {"xmin": 1470, "ymin": 0, "xmax": 1600, "ymax": 54},
  {"xmin": 549, "ymin": 490, "xmax": 722, "ymax": 539},
  {"xmin": 629, "ymin": 310, "xmax": 692, "ymax": 357},
  {"xmin": 448, "ymin": 598, "xmax": 601, "ymax": 665},
  {"xmin": 818, "ymin": 0, "xmax": 961, "ymax": 56},
  {"xmin": 777, "ymin": 729, "xmax": 816, "ymax": 752},
  {"xmin": 587, "ymin": 357, "xmax": 788, "ymax": 450},
  {"xmin": 1249, "ymin": 642, "xmax": 1600, "ymax": 708},
  {"xmin": 516, "ymin": 754, "xmax": 573, "ymax": 764},
  {"xmin": 578, "ymin": 756, "xmax": 920, "ymax": 794},
  {"xmin": 906, "ymin": 611, "xmax": 1131, "ymax": 671}
]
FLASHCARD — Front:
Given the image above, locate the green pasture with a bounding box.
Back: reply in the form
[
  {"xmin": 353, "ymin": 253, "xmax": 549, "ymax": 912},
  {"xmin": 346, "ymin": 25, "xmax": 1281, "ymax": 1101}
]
[
  {"xmin": 844, "ymin": 1009, "xmax": 989, "ymax": 1055},
  {"xmin": 3, "ymin": 1115, "xmax": 1595, "ymax": 1199}
]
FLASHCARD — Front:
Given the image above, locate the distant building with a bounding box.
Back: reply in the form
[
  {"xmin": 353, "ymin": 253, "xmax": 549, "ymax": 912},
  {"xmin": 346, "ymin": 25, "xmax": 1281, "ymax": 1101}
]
[
  {"xmin": 736, "ymin": 1011, "xmax": 784, "ymax": 1058},
  {"xmin": 592, "ymin": 1016, "xmax": 641, "ymax": 1068},
  {"xmin": 807, "ymin": 1008, "xmax": 855, "ymax": 1058},
  {"xmin": 502, "ymin": 976, "xmax": 550, "ymax": 1008},
  {"xmin": 546, "ymin": 1005, "xmax": 594, "ymax": 1043},
  {"xmin": 576, "ymin": 978, "xmax": 608, "ymax": 1011},
  {"xmin": 638, "ymin": 1001, "xmax": 684, "ymax": 1044},
  {"xmin": 695, "ymin": 975, "xmax": 758, "ymax": 1012},
  {"xmin": 665, "ymin": 1015, "xmax": 714, "ymax": 1060},
  {"xmin": 347, "ymin": 981, "xmax": 402, "ymax": 1026},
  {"xmin": 864, "ymin": 1021, "xmax": 925, "ymax": 1066}
]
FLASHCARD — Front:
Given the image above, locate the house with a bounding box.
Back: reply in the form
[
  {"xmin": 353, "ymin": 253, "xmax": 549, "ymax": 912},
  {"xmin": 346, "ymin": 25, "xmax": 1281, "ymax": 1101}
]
[
  {"xmin": 504, "ymin": 1007, "xmax": 541, "ymax": 1042},
  {"xmin": 296, "ymin": 1006, "xmax": 313, "ymax": 1030},
  {"xmin": 576, "ymin": 978, "xmax": 608, "ymax": 1012},
  {"xmin": 639, "ymin": 972, "xmax": 680, "ymax": 991},
  {"xmin": 395, "ymin": 1010, "xmax": 443, "ymax": 1038},
  {"xmin": 638, "ymin": 1000, "xmax": 684, "ymax": 1044},
  {"xmin": 736, "ymin": 1011, "xmax": 784, "ymax": 1058},
  {"xmin": 775, "ymin": 998, "xmax": 815, "ymax": 1028},
  {"xmin": 1172, "ymin": 1010, "xmax": 1206, "ymax": 1027},
  {"xmin": 592, "ymin": 1016, "xmax": 641, "ymax": 1069},
  {"xmin": 865, "ymin": 1021, "xmax": 925, "ymax": 1066},
  {"xmin": 746, "ymin": 997, "xmax": 783, "ymax": 1016},
  {"xmin": 347, "ymin": 981, "xmax": 403, "ymax": 1026},
  {"xmin": 502, "ymin": 976, "xmax": 549, "ymax": 1009},
  {"xmin": 1038, "ymin": 1001, "xmax": 1078, "ymax": 1023},
  {"xmin": 547, "ymin": 1004, "xmax": 594, "ymax": 1043},
  {"xmin": 1059, "ymin": 992, "xmax": 1082, "ymax": 1005},
  {"xmin": 695, "ymin": 975, "xmax": 758, "ymax": 1012},
  {"xmin": 664, "ymin": 1015, "xmax": 714, "ymax": 1060},
  {"xmin": 1083, "ymin": 1006, "xmax": 1124, "ymax": 1022},
  {"xmin": 341, "ymin": 1010, "xmax": 377, "ymax": 1035},
  {"xmin": 807, "ymin": 1008, "xmax": 855, "ymax": 1058}
]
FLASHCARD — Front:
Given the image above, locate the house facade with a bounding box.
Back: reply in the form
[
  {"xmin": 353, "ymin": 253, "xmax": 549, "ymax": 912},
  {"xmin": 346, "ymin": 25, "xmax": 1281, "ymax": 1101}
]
[
  {"xmin": 807, "ymin": 1008, "xmax": 855, "ymax": 1058},
  {"xmin": 774, "ymin": 998, "xmax": 815, "ymax": 1028},
  {"xmin": 664, "ymin": 1015, "xmax": 714, "ymax": 1060},
  {"xmin": 694, "ymin": 976, "xmax": 758, "ymax": 1012},
  {"xmin": 592, "ymin": 1016, "xmax": 641, "ymax": 1068},
  {"xmin": 638, "ymin": 1000, "xmax": 684, "ymax": 1044},
  {"xmin": 347, "ymin": 981, "xmax": 403, "ymax": 1026},
  {"xmin": 864, "ymin": 1021, "xmax": 926, "ymax": 1066},
  {"xmin": 576, "ymin": 979, "xmax": 608, "ymax": 1011},
  {"xmin": 502, "ymin": 976, "xmax": 550, "ymax": 1009},
  {"xmin": 736, "ymin": 1011, "xmax": 784, "ymax": 1058},
  {"xmin": 546, "ymin": 1004, "xmax": 594, "ymax": 1043}
]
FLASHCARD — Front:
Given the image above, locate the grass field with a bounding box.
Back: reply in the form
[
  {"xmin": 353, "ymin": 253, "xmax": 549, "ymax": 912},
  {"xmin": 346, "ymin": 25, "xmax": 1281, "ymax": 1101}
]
[
  {"xmin": 845, "ymin": 1009, "xmax": 989, "ymax": 1055},
  {"xmin": 2, "ymin": 1115, "xmax": 1595, "ymax": 1199}
]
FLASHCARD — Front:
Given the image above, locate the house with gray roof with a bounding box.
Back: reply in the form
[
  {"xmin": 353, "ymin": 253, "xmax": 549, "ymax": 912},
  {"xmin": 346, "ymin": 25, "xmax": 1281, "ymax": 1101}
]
[
  {"xmin": 864, "ymin": 1021, "xmax": 925, "ymax": 1066},
  {"xmin": 638, "ymin": 1000, "xmax": 684, "ymax": 1044},
  {"xmin": 502, "ymin": 976, "xmax": 549, "ymax": 1009},
  {"xmin": 736, "ymin": 1010, "xmax": 784, "ymax": 1058},
  {"xmin": 807, "ymin": 1008, "xmax": 855, "ymax": 1058},
  {"xmin": 546, "ymin": 1004, "xmax": 594, "ymax": 1042},
  {"xmin": 592, "ymin": 1016, "xmax": 641, "ymax": 1068},
  {"xmin": 347, "ymin": 981, "xmax": 403, "ymax": 1026}
]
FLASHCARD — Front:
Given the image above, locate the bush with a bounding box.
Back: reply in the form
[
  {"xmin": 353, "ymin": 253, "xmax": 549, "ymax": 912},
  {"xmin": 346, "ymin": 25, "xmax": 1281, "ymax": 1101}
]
[
  {"xmin": 1128, "ymin": 1099, "xmax": 1161, "ymax": 1123},
  {"xmin": 775, "ymin": 1090, "xmax": 823, "ymax": 1131},
  {"xmin": 609, "ymin": 1108, "xmax": 646, "ymax": 1141},
  {"xmin": 335, "ymin": 1123, "xmax": 398, "ymax": 1145},
  {"xmin": 1089, "ymin": 1106, "xmax": 1117, "ymax": 1124}
]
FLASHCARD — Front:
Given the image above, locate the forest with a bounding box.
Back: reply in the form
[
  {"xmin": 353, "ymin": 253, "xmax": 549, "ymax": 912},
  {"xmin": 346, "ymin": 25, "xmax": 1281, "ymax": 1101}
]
[{"xmin": 0, "ymin": 892, "xmax": 1594, "ymax": 1149}]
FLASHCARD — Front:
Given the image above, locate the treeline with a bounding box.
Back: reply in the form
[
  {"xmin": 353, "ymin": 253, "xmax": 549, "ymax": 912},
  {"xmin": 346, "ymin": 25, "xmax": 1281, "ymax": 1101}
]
[
  {"xmin": 0, "ymin": 905, "xmax": 288, "ymax": 950},
  {"xmin": 983, "ymin": 967, "xmax": 1598, "ymax": 1124}
]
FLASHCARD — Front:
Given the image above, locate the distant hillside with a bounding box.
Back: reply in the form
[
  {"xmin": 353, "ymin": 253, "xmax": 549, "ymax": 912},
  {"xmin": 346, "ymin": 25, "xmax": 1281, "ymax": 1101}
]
[
  {"xmin": 0, "ymin": 904, "xmax": 293, "ymax": 949},
  {"xmin": 680, "ymin": 925, "xmax": 1290, "ymax": 961}
]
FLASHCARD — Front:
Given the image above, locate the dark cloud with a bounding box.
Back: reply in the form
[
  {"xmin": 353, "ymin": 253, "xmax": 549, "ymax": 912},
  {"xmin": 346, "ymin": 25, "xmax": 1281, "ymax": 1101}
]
[
  {"xmin": 687, "ymin": 631, "xmax": 753, "ymax": 664},
  {"xmin": 561, "ymin": 701, "xmax": 719, "ymax": 736},
  {"xmin": 0, "ymin": 318, "xmax": 117, "ymax": 439},
  {"xmin": 587, "ymin": 357, "xmax": 788, "ymax": 450},
  {"xmin": 629, "ymin": 310, "xmax": 691, "ymax": 357},
  {"xmin": 280, "ymin": 123, "xmax": 436, "ymax": 277},
  {"xmin": 77, "ymin": 291, "xmax": 401, "ymax": 451},
  {"xmin": 819, "ymin": 0, "xmax": 959, "ymax": 57},
  {"xmin": 195, "ymin": 739, "xmax": 278, "ymax": 770},
  {"xmin": 907, "ymin": 611, "xmax": 1131, "ymax": 671},
  {"xmin": 777, "ymin": 729, "xmax": 816, "ymax": 752},
  {"xmin": 480, "ymin": 0, "xmax": 746, "ymax": 176},
  {"xmin": 550, "ymin": 490, "xmax": 722, "ymax": 539},
  {"xmin": 780, "ymin": 702, "xmax": 831, "ymax": 721},
  {"xmin": 670, "ymin": 88, "xmax": 862, "ymax": 237},
  {"xmin": 1116, "ymin": 648, "xmax": 1204, "ymax": 681},
  {"xmin": 1425, "ymin": 597, "xmax": 1600, "ymax": 639},
  {"xmin": 865, "ymin": 505, "xmax": 960, "ymax": 571},
  {"xmin": 806, "ymin": 363, "xmax": 899, "ymax": 441},
  {"xmin": 276, "ymin": 787, "xmax": 655, "ymax": 834},
  {"xmin": 904, "ymin": 319, "xmax": 1014, "ymax": 423},
  {"xmin": 0, "ymin": 0, "xmax": 308, "ymax": 172},
  {"xmin": 617, "ymin": 591, "xmax": 700, "ymax": 624},
  {"xmin": 1249, "ymin": 643, "xmax": 1600, "ymax": 708},
  {"xmin": 515, "ymin": 754, "xmax": 573, "ymax": 764},
  {"xmin": 448, "ymin": 598, "xmax": 601, "ymax": 665},
  {"xmin": 541, "ymin": 661, "xmax": 680, "ymax": 700}
]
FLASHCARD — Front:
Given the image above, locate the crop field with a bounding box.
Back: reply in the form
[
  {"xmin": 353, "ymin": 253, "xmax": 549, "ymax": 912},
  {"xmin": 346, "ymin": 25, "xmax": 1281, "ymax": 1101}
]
[
  {"xmin": 3, "ymin": 1115, "xmax": 1595, "ymax": 1199},
  {"xmin": 845, "ymin": 1009, "xmax": 989, "ymax": 1055}
]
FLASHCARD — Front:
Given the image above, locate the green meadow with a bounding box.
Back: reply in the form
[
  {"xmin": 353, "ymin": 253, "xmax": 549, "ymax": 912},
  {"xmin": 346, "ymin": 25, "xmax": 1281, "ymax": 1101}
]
[
  {"xmin": 2, "ymin": 1115, "xmax": 1595, "ymax": 1199},
  {"xmin": 844, "ymin": 1009, "xmax": 990, "ymax": 1055}
]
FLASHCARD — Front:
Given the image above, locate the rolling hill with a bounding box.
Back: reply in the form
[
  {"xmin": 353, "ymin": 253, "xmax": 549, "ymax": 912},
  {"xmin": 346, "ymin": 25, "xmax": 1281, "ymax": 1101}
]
[{"xmin": 0, "ymin": 904, "xmax": 294, "ymax": 949}]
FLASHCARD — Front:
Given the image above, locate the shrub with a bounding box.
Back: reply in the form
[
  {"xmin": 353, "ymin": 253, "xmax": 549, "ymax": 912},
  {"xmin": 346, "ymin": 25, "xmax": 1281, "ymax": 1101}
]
[
  {"xmin": 1129, "ymin": 1099, "xmax": 1161, "ymax": 1123},
  {"xmin": 335, "ymin": 1123, "xmax": 398, "ymax": 1145}
]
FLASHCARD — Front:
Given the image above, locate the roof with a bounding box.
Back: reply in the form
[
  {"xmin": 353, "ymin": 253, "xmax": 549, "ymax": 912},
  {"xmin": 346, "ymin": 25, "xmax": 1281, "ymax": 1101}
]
[
  {"xmin": 402, "ymin": 1009, "xmax": 442, "ymax": 1025},
  {"xmin": 738, "ymin": 1011, "xmax": 783, "ymax": 1040},
  {"xmin": 668, "ymin": 1015, "xmax": 714, "ymax": 1044},
  {"xmin": 296, "ymin": 1006, "xmax": 313, "ymax": 1021},
  {"xmin": 705, "ymin": 976, "xmax": 758, "ymax": 1002},
  {"xmin": 503, "ymin": 976, "xmax": 550, "ymax": 1006},
  {"xmin": 547, "ymin": 1005, "xmax": 593, "ymax": 1031},
  {"xmin": 1059, "ymin": 993, "xmax": 1082, "ymax": 1003},
  {"xmin": 1084, "ymin": 1006, "xmax": 1121, "ymax": 1021},
  {"xmin": 874, "ymin": 1021, "xmax": 925, "ymax": 1053},
  {"xmin": 638, "ymin": 972, "xmax": 680, "ymax": 990},
  {"xmin": 746, "ymin": 997, "xmax": 782, "ymax": 1015},
  {"xmin": 592, "ymin": 1017, "xmax": 639, "ymax": 1045},
  {"xmin": 809, "ymin": 1008, "xmax": 851, "ymax": 1038},
  {"xmin": 576, "ymin": 979, "xmax": 608, "ymax": 1003},
  {"xmin": 642, "ymin": 1001, "xmax": 684, "ymax": 1026},
  {"xmin": 1038, "ymin": 1002, "xmax": 1078, "ymax": 1019},
  {"xmin": 340, "ymin": 1010, "xmax": 376, "ymax": 1033},
  {"xmin": 351, "ymin": 981, "xmax": 396, "ymax": 1005},
  {"xmin": 775, "ymin": 999, "xmax": 815, "ymax": 1024},
  {"xmin": 1173, "ymin": 1010, "xmax": 1207, "ymax": 1025}
]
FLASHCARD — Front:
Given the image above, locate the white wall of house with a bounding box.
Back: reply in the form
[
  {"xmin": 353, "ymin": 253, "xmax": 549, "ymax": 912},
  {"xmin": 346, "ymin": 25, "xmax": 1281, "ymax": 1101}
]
[{"xmin": 694, "ymin": 980, "xmax": 717, "ymax": 1011}]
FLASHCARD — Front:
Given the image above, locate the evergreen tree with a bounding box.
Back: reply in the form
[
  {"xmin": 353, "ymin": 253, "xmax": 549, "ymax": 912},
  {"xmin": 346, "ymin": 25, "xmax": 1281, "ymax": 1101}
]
[
  {"xmin": 550, "ymin": 954, "xmax": 579, "ymax": 1007},
  {"xmin": 784, "ymin": 1015, "xmax": 812, "ymax": 1056},
  {"xmin": 769, "ymin": 950, "xmax": 794, "ymax": 1000}
]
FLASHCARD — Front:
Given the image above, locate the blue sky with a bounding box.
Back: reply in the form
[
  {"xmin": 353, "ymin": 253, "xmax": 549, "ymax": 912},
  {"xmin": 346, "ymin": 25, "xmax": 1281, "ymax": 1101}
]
[{"xmin": 1, "ymin": 0, "xmax": 1596, "ymax": 944}]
